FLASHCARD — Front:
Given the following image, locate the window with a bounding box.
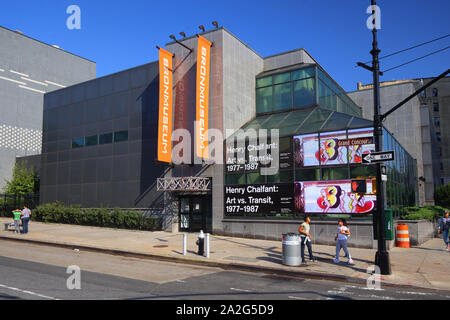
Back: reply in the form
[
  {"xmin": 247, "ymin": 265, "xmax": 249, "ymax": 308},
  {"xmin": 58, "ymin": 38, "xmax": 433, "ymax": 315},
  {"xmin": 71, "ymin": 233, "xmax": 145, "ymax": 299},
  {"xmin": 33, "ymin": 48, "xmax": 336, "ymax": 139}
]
[
  {"xmin": 434, "ymin": 117, "xmax": 440, "ymax": 128},
  {"xmin": 85, "ymin": 135, "xmax": 98, "ymax": 146},
  {"xmin": 256, "ymin": 76, "xmax": 272, "ymax": 88},
  {"xmin": 273, "ymin": 72, "xmax": 290, "ymax": 84},
  {"xmin": 321, "ymin": 166, "xmax": 349, "ymax": 180},
  {"xmin": 433, "ymin": 103, "xmax": 439, "ymax": 112},
  {"xmin": 420, "ymin": 90, "xmax": 426, "ymax": 98},
  {"xmin": 293, "ymin": 78, "xmax": 315, "ymax": 108},
  {"xmin": 255, "ymin": 66, "xmax": 317, "ymax": 115},
  {"xmin": 114, "ymin": 130, "xmax": 128, "ymax": 142},
  {"xmin": 437, "ymin": 133, "xmax": 441, "ymax": 142},
  {"xmin": 99, "ymin": 133, "xmax": 113, "ymax": 144},
  {"xmin": 273, "ymin": 83, "xmax": 291, "ymax": 111},
  {"xmin": 71, "ymin": 137, "xmax": 84, "ymax": 148},
  {"xmin": 432, "ymin": 88, "xmax": 438, "ymax": 97}
]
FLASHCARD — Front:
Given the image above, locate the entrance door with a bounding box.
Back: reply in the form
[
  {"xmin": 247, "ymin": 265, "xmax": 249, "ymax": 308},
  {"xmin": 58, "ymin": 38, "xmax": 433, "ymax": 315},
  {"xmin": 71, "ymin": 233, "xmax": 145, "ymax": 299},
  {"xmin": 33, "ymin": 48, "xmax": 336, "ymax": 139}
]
[{"xmin": 179, "ymin": 196, "xmax": 211, "ymax": 233}]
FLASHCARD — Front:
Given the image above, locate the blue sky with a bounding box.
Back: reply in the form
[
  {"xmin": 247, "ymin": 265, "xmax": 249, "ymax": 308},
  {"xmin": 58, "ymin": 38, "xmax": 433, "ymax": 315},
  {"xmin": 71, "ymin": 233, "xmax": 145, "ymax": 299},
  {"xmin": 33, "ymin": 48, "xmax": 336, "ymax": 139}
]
[{"xmin": 1, "ymin": 0, "xmax": 449, "ymax": 92}]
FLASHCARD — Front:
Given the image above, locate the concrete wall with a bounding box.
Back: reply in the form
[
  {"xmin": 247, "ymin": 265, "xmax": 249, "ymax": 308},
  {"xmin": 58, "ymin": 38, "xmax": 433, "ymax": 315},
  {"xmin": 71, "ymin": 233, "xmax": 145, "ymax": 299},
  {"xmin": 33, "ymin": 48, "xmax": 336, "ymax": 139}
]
[
  {"xmin": 0, "ymin": 26, "xmax": 95, "ymax": 190},
  {"xmin": 263, "ymin": 49, "xmax": 315, "ymax": 71},
  {"xmin": 219, "ymin": 219, "xmax": 377, "ymax": 249}
]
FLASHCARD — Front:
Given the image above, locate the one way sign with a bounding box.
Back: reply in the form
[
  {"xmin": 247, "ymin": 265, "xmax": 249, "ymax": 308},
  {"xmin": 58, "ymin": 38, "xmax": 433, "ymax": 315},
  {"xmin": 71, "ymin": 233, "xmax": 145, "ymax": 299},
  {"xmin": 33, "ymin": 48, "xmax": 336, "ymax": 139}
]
[{"xmin": 362, "ymin": 151, "xmax": 395, "ymax": 164}]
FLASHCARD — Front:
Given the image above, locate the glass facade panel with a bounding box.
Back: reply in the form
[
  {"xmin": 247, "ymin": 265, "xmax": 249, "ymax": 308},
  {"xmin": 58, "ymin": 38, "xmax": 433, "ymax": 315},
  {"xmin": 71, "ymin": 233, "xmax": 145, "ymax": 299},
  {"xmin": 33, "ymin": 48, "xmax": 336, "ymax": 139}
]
[
  {"xmin": 292, "ymin": 67, "xmax": 315, "ymax": 81},
  {"xmin": 321, "ymin": 166, "xmax": 348, "ymax": 180},
  {"xmin": 256, "ymin": 76, "xmax": 272, "ymax": 88},
  {"xmin": 273, "ymin": 83, "xmax": 292, "ymax": 111},
  {"xmin": 293, "ymin": 78, "xmax": 315, "ymax": 108},
  {"xmin": 256, "ymin": 87, "xmax": 272, "ymax": 113},
  {"xmin": 298, "ymin": 108, "xmax": 332, "ymax": 133},
  {"xmin": 114, "ymin": 130, "xmax": 128, "ymax": 142},
  {"xmin": 273, "ymin": 72, "xmax": 290, "ymax": 84}
]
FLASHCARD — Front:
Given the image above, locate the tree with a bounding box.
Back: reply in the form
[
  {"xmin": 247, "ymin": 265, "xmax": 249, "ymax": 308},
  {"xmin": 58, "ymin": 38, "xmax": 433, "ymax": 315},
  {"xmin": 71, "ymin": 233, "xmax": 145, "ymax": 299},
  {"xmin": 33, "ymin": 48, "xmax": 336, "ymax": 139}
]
[
  {"xmin": 435, "ymin": 184, "xmax": 450, "ymax": 209},
  {"xmin": 2, "ymin": 162, "xmax": 36, "ymax": 194}
]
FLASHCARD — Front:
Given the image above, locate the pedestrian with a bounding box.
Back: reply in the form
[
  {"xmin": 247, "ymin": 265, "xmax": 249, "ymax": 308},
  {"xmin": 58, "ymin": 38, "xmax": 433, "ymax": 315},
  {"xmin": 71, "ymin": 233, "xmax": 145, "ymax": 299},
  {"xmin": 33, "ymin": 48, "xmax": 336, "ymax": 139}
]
[
  {"xmin": 334, "ymin": 218, "xmax": 354, "ymax": 265},
  {"xmin": 20, "ymin": 205, "xmax": 31, "ymax": 234},
  {"xmin": 298, "ymin": 215, "xmax": 317, "ymax": 264},
  {"xmin": 12, "ymin": 209, "xmax": 21, "ymax": 234},
  {"xmin": 437, "ymin": 211, "xmax": 450, "ymax": 251}
]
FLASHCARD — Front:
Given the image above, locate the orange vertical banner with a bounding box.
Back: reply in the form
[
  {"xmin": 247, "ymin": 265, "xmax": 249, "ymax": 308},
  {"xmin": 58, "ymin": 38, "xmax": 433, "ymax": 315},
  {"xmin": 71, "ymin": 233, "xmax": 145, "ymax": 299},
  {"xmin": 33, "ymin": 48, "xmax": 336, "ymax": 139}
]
[
  {"xmin": 195, "ymin": 36, "xmax": 212, "ymax": 160},
  {"xmin": 157, "ymin": 48, "xmax": 174, "ymax": 163}
]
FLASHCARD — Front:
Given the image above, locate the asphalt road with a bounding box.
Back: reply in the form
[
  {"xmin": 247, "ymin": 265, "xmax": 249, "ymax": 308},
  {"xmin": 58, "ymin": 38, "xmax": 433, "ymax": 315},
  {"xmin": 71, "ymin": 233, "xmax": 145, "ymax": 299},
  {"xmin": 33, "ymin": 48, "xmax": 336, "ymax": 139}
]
[{"xmin": 0, "ymin": 240, "xmax": 449, "ymax": 300}]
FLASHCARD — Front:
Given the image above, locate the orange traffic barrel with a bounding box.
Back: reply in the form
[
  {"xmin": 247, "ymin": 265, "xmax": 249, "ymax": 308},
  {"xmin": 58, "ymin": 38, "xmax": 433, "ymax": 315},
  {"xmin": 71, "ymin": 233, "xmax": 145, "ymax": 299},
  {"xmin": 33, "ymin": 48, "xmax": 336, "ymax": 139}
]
[{"xmin": 396, "ymin": 224, "xmax": 410, "ymax": 248}]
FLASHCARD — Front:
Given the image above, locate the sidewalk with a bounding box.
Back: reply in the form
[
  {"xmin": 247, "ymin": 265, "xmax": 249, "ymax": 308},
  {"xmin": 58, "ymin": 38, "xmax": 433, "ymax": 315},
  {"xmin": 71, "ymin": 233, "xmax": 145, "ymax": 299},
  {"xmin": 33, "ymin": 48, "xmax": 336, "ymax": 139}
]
[{"xmin": 0, "ymin": 218, "xmax": 449, "ymax": 291}]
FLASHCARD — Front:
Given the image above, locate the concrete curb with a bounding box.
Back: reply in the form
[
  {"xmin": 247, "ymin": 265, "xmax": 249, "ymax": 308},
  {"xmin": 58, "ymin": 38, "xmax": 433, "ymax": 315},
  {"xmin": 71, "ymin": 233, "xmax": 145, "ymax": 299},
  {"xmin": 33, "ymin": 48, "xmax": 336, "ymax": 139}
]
[{"xmin": 0, "ymin": 235, "xmax": 435, "ymax": 291}]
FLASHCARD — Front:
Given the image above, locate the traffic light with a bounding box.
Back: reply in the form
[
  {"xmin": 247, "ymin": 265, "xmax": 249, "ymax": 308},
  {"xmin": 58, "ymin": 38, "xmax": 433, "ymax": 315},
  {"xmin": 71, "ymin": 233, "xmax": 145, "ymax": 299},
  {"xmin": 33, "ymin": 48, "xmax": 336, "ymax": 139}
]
[{"xmin": 351, "ymin": 179, "xmax": 367, "ymax": 193}]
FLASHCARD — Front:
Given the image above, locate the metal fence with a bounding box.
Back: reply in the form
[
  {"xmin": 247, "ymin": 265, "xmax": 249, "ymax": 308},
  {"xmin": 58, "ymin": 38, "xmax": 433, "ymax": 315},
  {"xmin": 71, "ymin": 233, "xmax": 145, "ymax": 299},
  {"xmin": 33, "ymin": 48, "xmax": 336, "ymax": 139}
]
[{"xmin": 0, "ymin": 194, "xmax": 39, "ymax": 217}]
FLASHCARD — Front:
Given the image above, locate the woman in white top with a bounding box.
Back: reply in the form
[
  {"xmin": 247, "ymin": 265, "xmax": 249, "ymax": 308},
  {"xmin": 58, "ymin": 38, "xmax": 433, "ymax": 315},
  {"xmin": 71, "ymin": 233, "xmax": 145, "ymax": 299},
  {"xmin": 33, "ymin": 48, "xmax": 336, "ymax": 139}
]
[{"xmin": 334, "ymin": 218, "xmax": 354, "ymax": 265}]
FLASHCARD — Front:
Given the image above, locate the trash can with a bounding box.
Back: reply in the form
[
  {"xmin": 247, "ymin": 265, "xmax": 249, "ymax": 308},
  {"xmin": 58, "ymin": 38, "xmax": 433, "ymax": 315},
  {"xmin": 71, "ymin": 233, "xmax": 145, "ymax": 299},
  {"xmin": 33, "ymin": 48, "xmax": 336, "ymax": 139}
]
[{"xmin": 282, "ymin": 233, "xmax": 301, "ymax": 266}]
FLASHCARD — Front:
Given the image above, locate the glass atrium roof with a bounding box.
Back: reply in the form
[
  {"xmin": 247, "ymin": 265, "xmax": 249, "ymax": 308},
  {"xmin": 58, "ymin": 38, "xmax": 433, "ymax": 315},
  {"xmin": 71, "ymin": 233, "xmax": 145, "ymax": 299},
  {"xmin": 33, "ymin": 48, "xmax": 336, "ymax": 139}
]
[{"xmin": 230, "ymin": 106, "xmax": 373, "ymax": 139}]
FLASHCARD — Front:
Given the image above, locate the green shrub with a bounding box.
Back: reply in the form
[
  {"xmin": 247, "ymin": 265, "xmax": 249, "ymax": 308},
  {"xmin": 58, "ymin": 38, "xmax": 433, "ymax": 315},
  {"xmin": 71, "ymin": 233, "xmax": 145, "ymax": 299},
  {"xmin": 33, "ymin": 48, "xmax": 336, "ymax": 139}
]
[
  {"xmin": 435, "ymin": 184, "xmax": 450, "ymax": 208},
  {"xmin": 32, "ymin": 203, "xmax": 159, "ymax": 231},
  {"xmin": 401, "ymin": 205, "xmax": 449, "ymax": 221}
]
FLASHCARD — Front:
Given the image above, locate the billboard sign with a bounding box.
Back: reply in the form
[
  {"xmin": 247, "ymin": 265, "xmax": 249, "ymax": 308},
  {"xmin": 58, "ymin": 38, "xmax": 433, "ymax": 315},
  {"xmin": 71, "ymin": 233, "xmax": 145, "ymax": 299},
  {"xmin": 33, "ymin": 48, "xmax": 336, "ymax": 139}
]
[{"xmin": 157, "ymin": 48, "xmax": 174, "ymax": 163}]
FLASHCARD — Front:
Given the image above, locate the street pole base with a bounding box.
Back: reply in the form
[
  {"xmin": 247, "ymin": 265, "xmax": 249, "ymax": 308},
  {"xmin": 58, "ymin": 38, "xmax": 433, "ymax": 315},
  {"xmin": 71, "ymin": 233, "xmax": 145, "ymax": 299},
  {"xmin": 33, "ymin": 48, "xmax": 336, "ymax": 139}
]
[{"xmin": 375, "ymin": 251, "xmax": 391, "ymax": 275}]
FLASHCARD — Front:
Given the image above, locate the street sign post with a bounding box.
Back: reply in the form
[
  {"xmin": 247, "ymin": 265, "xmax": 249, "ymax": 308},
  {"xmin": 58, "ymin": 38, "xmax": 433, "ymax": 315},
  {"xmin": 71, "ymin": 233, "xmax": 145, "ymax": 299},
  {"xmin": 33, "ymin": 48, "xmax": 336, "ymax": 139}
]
[{"xmin": 362, "ymin": 151, "xmax": 395, "ymax": 164}]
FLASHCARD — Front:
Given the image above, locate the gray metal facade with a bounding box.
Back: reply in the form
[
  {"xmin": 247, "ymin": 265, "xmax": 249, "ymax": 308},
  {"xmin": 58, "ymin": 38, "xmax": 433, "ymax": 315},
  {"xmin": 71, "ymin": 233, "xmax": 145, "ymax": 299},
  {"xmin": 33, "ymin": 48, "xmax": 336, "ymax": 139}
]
[{"xmin": 0, "ymin": 26, "xmax": 95, "ymax": 190}]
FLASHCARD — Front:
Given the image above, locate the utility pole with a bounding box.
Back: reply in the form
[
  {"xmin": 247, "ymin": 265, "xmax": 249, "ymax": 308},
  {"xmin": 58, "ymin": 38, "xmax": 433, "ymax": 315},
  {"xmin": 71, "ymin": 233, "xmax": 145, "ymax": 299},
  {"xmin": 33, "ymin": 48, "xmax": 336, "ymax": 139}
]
[{"xmin": 370, "ymin": 0, "xmax": 391, "ymax": 275}]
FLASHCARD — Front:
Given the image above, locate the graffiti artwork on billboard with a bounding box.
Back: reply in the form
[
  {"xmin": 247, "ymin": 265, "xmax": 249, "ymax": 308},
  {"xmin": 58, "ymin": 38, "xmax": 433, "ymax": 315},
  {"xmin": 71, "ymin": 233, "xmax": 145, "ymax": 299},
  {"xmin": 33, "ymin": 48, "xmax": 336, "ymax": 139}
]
[
  {"xmin": 293, "ymin": 133, "xmax": 319, "ymax": 167},
  {"xmin": 346, "ymin": 128, "xmax": 375, "ymax": 164},
  {"xmin": 294, "ymin": 128, "xmax": 375, "ymax": 168},
  {"xmin": 294, "ymin": 179, "xmax": 376, "ymax": 214},
  {"xmin": 224, "ymin": 183, "xmax": 294, "ymax": 215}
]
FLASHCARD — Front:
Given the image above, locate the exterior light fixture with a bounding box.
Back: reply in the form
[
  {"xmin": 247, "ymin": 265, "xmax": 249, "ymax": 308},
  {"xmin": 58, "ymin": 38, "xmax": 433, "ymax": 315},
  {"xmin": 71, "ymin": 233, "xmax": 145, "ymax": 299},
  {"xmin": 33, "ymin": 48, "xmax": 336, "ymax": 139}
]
[
  {"xmin": 179, "ymin": 32, "xmax": 186, "ymax": 38},
  {"xmin": 169, "ymin": 34, "xmax": 176, "ymax": 41},
  {"xmin": 212, "ymin": 21, "xmax": 218, "ymax": 28},
  {"xmin": 198, "ymin": 25, "xmax": 205, "ymax": 33}
]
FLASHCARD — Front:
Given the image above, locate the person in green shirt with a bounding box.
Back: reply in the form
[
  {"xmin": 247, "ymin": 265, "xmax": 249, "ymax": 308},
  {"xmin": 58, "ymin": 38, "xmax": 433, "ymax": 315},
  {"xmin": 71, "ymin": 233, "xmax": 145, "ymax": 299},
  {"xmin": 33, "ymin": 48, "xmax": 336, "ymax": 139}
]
[{"xmin": 12, "ymin": 209, "xmax": 21, "ymax": 234}]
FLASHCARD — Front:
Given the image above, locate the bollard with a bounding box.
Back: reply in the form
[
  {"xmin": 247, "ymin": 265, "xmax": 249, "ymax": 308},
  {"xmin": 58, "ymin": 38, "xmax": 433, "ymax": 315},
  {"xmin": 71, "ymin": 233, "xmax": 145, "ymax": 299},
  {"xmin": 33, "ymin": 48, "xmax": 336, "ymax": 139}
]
[
  {"xmin": 205, "ymin": 233, "xmax": 210, "ymax": 258},
  {"xmin": 183, "ymin": 233, "xmax": 187, "ymax": 256},
  {"xmin": 196, "ymin": 230, "xmax": 205, "ymax": 256}
]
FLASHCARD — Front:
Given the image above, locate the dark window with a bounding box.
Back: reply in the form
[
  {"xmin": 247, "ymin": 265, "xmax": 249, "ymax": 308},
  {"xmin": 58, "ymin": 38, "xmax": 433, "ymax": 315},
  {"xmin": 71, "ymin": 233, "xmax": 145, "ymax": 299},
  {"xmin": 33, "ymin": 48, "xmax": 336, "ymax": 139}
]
[
  {"xmin": 433, "ymin": 103, "xmax": 439, "ymax": 112},
  {"xmin": 434, "ymin": 117, "xmax": 440, "ymax": 127},
  {"xmin": 432, "ymin": 88, "xmax": 438, "ymax": 97},
  {"xmin": 99, "ymin": 133, "xmax": 113, "ymax": 145},
  {"xmin": 437, "ymin": 133, "xmax": 441, "ymax": 142},
  {"xmin": 321, "ymin": 167, "xmax": 349, "ymax": 180},
  {"xmin": 225, "ymin": 174, "xmax": 245, "ymax": 185},
  {"xmin": 71, "ymin": 137, "xmax": 84, "ymax": 148},
  {"xmin": 85, "ymin": 135, "xmax": 98, "ymax": 146},
  {"xmin": 114, "ymin": 130, "xmax": 128, "ymax": 142},
  {"xmin": 420, "ymin": 90, "xmax": 426, "ymax": 98}
]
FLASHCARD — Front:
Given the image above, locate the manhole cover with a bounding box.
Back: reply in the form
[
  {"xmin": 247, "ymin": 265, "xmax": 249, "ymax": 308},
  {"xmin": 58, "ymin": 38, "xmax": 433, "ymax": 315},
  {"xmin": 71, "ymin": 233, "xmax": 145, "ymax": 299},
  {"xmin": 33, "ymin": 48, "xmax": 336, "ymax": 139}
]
[{"xmin": 153, "ymin": 245, "xmax": 168, "ymax": 248}]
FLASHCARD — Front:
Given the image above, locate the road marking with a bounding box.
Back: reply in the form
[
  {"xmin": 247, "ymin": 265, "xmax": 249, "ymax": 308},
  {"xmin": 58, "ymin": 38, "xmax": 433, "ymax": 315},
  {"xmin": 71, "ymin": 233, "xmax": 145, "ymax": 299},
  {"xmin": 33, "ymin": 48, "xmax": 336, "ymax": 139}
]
[
  {"xmin": 0, "ymin": 283, "xmax": 59, "ymax": 300},
  {"xmin": 10, "ymin": 70, "xmax": 29, "ymax": 77},
  {"xmin": 0, "ymin": 68, "xmax": 4, "ymax": 72},
  {"xmin": 344, "ymin": 284, "xmax": 384, "ymax": 291},
  {"xmin": 175, "ymin": 280, "xmax": 186, "ymax": 283},
  {"xmin": 230, "ymin": 288, "xmax": 252, "ymax": 293},
  {"xmin": 0, "ymin": 75, "xmax": 26, "ymax": 85},
  {"xmin": 396, "ymin": 291, "xmax": 433, "ymax": 296},
  {"xmin": 288, "ymin": 296, "xmax": 307, "ymax": 300},
  {"xmin": 19, "ymin": 85, "xmax": 46, "ymax": 94}
]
